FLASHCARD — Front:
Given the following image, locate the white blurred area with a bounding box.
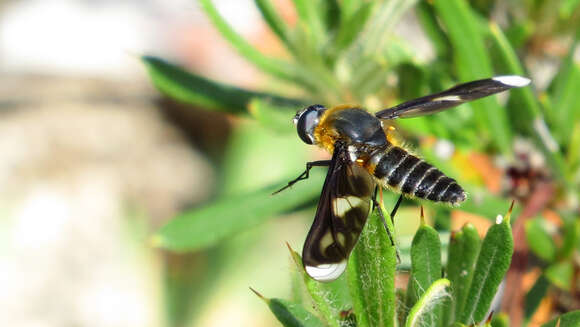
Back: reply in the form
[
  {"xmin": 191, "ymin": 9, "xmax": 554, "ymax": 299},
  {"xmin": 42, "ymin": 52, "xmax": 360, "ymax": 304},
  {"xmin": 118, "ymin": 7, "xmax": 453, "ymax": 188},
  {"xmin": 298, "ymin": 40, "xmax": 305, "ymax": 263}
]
[{"xmin": 0, "ymin": 0, "xmax": 266, "ymax": 326}]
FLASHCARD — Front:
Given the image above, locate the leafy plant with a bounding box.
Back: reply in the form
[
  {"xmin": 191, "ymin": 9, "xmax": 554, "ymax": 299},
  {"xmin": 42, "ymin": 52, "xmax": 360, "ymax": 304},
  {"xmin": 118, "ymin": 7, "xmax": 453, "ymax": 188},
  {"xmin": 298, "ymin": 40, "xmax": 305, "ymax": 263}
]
[
  {"xmin": 143, "ymin": 0, "xmax": 580, "ymax": 325},
  {"xmin": 252, "ymin": 204, "xmax": 520, "ymax": 327}
]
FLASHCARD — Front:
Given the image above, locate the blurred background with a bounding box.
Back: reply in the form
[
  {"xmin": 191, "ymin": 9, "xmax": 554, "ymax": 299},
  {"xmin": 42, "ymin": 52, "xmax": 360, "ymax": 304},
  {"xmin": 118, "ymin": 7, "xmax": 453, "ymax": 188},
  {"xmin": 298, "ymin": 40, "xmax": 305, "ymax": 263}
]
[{"xmin": 1, "ymin": 0, "xmax": 578, "ymax": 327}]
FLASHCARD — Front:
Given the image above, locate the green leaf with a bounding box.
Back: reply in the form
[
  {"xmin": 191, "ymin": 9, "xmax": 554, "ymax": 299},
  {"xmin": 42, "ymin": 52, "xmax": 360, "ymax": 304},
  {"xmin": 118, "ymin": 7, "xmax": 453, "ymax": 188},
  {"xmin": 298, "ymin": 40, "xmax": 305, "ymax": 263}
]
[
  {"xmin": 545, "ymin": 261, "xmax": 573, "ymax": 291},
  {"xmin": 347, "ymin": 204, "xmax": 397, "ymax": 327},
  {"xmin": 291, "ymin": 0, "xmax": 326, "ymax": 46},
  {"xmin": 488, "ymin": 22, "xmax": 541, "ymax": 127},
  {"xmin": 524, "ymin": 274, "xmax": 550, "ymax": 322},
  {"xmin": 566, "ymin": 123, "xmax": 580, "ymax": 177},
  {"xmin": 415, "ymin": 1, "xmax": 450, "ymax": 59},
  {"xmin": 443, "ymin": 223, "xmax": 481, "ymax": 326},
  {"xmin": 558, "ymin": 217, "xmax": 580, "ymax": 259},
  {"xmin": 323, "ymin": 0, "xmax": 342, "ymax": 32},
  {"xmin": 541, "ymin": 310, "xmax": 580, "ymax": 327},
  {"xmin": 525, "ymin": 218, "xmax": 557, "ymax": 262},
  {"xmin": 288, "ymin": 246, "xmax": 343, "ymax": 327},
  {"xmin": 290, "ymin": 266, "xmax": 307, "ymax": 306},
  {"xmin": 458, "ymin": 206, "xmax": 514, "ymax": 324},
  {"xmin": 560, "ymin": 0, "xmax": 580, "ymax": 19},
  {"xmin": 331, "ymin": 2, "xmax": 377, "ymax": 55},
  {"xmin": 488, "ymin": 22, "xmax": 568, "ymax": 183},
  {"xmin": 251, "ymin": 288, "xmax": 326, "ymax": 327},
  {"xmin": 360, "ymin": 0, "xmax": 419, "ymax": 56},
  {"xmin": 549, "ymin": 39, "xmax": 580, "ymax": 146},
  {"xmin": 340, "ymin": 0, "xmax": 363, "ymax": 22},
  {"xmin": 405, "ymin": 279, "xmax": 450, "ymax": 327},
  {"xmin": 199, "ymin": 0, "xmax": 316, "ymax": 88},
  {"xmin": 254, "ymin": 0, "xmax": 293, "ymax": 49},
  {"xmin": 152, "ymin": 171, "xmax": 323, "ymax": 252},
  {"xmin": 406, "ymin": 219, "xmax": 442, "ymax": 327},
  {"xmin": 433, "ymin": 0, "xmax": 512, "ymax": 155},
  {"xmin": 142, "ymin": 56, "xmax": 302, "ymax": 114}
]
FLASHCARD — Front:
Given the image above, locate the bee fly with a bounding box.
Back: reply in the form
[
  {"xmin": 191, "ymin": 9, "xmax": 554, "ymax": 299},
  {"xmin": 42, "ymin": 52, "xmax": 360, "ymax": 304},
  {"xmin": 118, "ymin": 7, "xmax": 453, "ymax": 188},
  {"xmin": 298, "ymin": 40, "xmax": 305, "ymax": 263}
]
[{"xmin": 275, "ymin": 76, "xmax": 531, "ymax": 282}]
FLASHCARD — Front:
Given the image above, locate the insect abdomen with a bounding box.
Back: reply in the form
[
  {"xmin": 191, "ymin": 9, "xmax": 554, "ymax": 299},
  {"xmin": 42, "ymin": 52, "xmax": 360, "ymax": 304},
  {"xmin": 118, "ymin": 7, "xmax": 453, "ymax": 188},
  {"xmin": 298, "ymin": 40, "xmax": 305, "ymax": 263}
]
[{"xmin": 371, "ymin": 145, "xmax": 466, "ymax": 205}]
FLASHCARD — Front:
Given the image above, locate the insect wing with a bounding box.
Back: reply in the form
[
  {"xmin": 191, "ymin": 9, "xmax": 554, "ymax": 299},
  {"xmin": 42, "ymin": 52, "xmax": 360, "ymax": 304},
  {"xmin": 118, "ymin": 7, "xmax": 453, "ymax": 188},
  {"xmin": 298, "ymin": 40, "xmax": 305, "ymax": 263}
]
[
  {"xmin": 375, "ymin": 75, "xmax": 530, "ymax": 119},
  {"xmin": 302, "ymin": 147, "xmax": 374, "ymax": 282}
]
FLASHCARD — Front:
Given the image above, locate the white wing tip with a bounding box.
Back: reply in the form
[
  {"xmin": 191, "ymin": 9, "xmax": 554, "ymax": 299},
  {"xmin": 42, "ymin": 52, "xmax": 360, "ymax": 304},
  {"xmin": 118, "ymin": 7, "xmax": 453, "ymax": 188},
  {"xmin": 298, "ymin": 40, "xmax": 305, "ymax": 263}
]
[
  {"xmin": 493, "ymin": 75, "xmax": 531, "ymax": 87},
  {"xmin": 305, "ymin": 261, "xmax": 347, "ymax": 282}
]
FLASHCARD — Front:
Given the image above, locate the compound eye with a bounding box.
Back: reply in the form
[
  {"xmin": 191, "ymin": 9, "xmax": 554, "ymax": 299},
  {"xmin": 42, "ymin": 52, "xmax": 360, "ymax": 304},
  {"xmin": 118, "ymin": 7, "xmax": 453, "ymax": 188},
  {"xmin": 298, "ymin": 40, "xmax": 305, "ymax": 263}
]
[{"xmin": 296, "ymin": 105, "xmax": 325, "ymax": 144}]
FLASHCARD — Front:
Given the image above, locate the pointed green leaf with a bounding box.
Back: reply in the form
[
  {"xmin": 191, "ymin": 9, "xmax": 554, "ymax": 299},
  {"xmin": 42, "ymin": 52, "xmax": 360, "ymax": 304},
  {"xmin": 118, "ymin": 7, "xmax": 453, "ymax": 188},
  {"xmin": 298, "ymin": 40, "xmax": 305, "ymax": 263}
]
[
  {"xmin": 142, "ymin": 56, "xmax": 302, "ymax": 114},
  {"xmin": 254, "ymin": 0, "xmax": 293, "ymax": 48},
  {"xmin": 331, "ymin": 2, "xmax": 377, "ymax": 54},
  {"xmin": 488, "ymin": 22, "xmax": 541, "ymax": 124},
  {"xmin": 433, "ymin": 0, "xmax": 512, "ymax": 155},
  {"xmin": 340, "ymin": 0, "xmax": 363, "ymax": 22},
  {"xmin": 545, "ymin": 261, "xmax": 573, "ymax": 291},
  {"xmin": 524, "ymin": 274, "xmax": 550, "ymax": 322},
  {"xmin": 319, "ymin": 0, "xmax": 341, "ymax": 33},
  {"xmin": 199, "ymin": 0, "xmax": 316, "ymax": 88},
  {"xmin": 347, "ymin": 204, "xmax": 397, "ymax": 327},
  {"xmin": 558, "ymin": 217, "xmax": 580, "ymax": 259},
  {"xmin": 488, "ymin": 22, "xmax": 567, "ymax": 183},
  {"xmin": 549, "ymin": 39, "xmax": 580, "ymax": 146},
  {"xmin": 442, "ymin": 223, "xmax": 481, "ymax": 326},
  {"xmin": 291, "ymin": 0, "xmax": 326, "ymax": 46},
  {"xmin": 541, "ymin": 310, "xmax": 580, "ymax": 327},
  {"xmin": 415, "ymin": 1, "xmax": 450, "ymax": 58},
  {"xmin": 288, "ymin": 246, "xmax": 342, "ymax": 327},
  {"xmin": 251, "ymin": 289, "xmax": 326, "ymax": 327},
  {"xmin": 525, "ymin": 218, "xmax": 556, "ymax": 262},
  {"xmin": 405, "ymin": 279, "xmax": 450, "ymax": 327},
  {"xmin": 406, "ymin": 220, "xmax": 442, "ymax": 326},
  {"xmin": 458, "ymin": 209, "xmax": 514, "ymax": 324},
  {"xmin": 152, "ymin": 172, "xmax": 323, "ymax": 252},
  {"xmin": 360, "ymin": 0, "xmax": 419, "ymax": 56}
]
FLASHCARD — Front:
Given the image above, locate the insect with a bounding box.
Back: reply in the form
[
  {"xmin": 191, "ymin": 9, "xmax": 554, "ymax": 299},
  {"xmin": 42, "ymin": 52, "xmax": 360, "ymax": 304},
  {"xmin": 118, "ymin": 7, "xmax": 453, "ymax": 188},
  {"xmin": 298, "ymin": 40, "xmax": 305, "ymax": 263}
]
[{"xmin": 275, "ymin": 76, "xmax": 531, "ymax": 282}]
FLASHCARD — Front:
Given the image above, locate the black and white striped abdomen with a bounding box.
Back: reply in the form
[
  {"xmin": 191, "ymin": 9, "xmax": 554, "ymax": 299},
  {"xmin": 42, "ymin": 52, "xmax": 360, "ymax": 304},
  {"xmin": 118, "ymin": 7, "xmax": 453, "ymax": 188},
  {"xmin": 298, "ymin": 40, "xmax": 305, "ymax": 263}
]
[{"xmin": 369, "ymin": 144, "xmax": 466, "ymax": 205}]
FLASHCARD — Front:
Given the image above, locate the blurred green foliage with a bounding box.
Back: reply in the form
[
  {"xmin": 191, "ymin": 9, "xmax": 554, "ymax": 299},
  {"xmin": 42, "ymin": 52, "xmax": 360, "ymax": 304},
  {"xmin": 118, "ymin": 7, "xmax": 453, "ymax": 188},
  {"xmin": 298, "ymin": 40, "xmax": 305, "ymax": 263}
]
[{"xmin": 143, "ymin": 0, "xmax": 580, "ymax": 326}]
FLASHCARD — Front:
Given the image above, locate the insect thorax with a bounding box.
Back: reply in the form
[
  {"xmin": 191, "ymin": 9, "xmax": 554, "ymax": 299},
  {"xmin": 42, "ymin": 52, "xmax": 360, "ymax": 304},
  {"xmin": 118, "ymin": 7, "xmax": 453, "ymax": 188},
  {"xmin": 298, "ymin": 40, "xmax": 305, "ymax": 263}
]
[{"xmin": 314, "ymin": 107, "xmax": 387, "ymax": 152}]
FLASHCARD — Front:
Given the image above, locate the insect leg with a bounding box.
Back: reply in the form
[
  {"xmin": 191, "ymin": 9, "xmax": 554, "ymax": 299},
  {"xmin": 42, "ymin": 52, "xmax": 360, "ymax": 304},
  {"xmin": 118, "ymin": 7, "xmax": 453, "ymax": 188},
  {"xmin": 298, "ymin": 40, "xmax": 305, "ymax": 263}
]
[
  {"xmin": 272, "ymin": 160, "xmax": 332, "ymax": 195},
  {"xmin": 372, "ymin": 186, "xmax": 396, "ymax": 247},
  {"xmin": 390, "ymin": 195, "xmax": 403, "ymax": 226}
]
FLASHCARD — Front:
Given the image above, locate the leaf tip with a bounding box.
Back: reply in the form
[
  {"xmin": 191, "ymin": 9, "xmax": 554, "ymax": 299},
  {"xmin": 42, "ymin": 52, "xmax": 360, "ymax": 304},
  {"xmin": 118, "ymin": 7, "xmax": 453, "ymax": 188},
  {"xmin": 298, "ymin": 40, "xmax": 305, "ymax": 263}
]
[
  {"xmin": 285, "ymin": 241, "xmax": 295, "ymax": 254},
  {"xmin": 505, "ymin": 200, "xmax": 515, "ymax": 223},
  {"xmin": 486, "ymin": 311, "xmax": 494, "ymax": 324},
  {"xmin": 450, "ymin": 230, "xmax": 457, "ymax": 240},
  {"xmin": 286, "ymin": 242, "xmax": 302, "ymax": 267},
  {"xmin": 249, "ymin": 287, "xmax": 269, "ymax": 303}
]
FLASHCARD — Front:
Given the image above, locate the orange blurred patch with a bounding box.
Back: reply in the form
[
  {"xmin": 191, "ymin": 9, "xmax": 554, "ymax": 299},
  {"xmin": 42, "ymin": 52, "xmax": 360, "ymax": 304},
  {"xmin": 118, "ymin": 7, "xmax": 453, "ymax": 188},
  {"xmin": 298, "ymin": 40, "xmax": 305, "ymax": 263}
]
[
  {"xmin": 529, "ymin": 294, "xmax": 554, "ymax": 327},
  {"xmin": 452, "ymin": 151, "xmax": 483, "ymax": 185},
  {"xmin": 522, "ymin": 267, "xmax": 542, "ymax": 291},
  {"xmin": 468, "ymin": 152, "xmax": 503, "ymax": 194},
  {"xmin": 542, "ymin": 209, "xmax": 562, "ymax": 227}
]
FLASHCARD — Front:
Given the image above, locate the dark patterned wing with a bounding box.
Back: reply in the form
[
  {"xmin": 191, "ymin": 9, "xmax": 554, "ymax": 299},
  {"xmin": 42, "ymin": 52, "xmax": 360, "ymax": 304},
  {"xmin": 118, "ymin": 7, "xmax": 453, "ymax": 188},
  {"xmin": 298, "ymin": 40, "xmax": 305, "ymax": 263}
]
[
  {"xmin": 302, "ymin": 143, "xmax": 375, "ymax": 282},
  {"xmin": 375, "ymin": 75, "xmax": 530, "ymax": 120}
]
